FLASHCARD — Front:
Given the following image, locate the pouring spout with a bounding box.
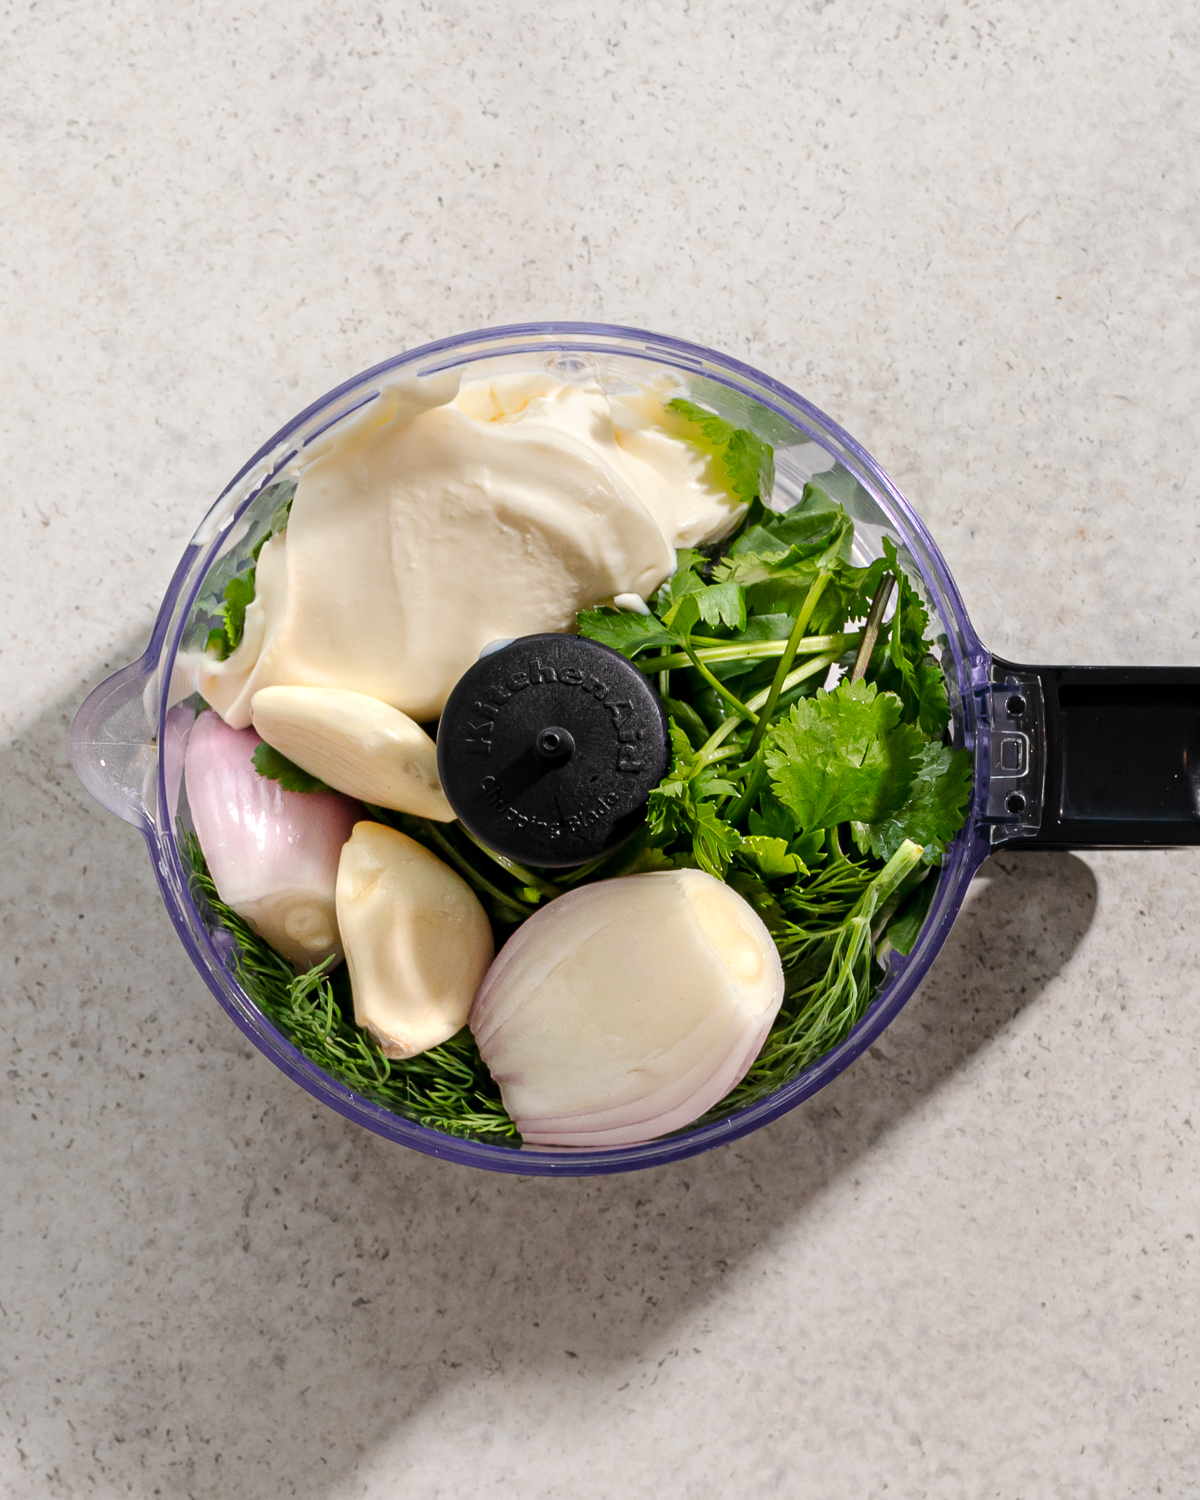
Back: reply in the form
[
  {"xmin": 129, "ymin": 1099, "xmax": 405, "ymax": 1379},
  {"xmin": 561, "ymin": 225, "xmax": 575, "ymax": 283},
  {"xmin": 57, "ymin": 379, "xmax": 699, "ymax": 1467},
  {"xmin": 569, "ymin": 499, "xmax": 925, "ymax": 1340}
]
[{"xmin": 69, "ymin": 655, "xmax": 160, "ymax": 830}]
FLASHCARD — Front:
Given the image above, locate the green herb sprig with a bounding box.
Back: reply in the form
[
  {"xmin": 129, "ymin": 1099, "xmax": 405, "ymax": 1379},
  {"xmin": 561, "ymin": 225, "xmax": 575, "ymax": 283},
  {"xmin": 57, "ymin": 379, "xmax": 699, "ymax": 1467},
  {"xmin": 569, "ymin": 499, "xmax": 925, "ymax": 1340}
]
[
  {"xmin": 204, "ymin": 487, "xmax": 295, "ymax": 660},
  {"xmin": 579, "ymin": 418, "xmax": 972, "ymax": 1118},
  {"xmin": 180, "ymin": 828, "xmax": 518, "ymax": 1143},
  {"xmin": 251, "ymin": 742, "xmax": 331, "ymax": 793}
]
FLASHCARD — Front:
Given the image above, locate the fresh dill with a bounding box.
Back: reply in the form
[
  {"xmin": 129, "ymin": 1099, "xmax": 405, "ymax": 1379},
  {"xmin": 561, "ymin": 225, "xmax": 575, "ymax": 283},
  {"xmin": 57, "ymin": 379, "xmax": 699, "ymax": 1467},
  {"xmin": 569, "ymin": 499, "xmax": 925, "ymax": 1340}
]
[{"xmin": 179, "ymin": 827, "xmax": 519, "ymax": 1144}]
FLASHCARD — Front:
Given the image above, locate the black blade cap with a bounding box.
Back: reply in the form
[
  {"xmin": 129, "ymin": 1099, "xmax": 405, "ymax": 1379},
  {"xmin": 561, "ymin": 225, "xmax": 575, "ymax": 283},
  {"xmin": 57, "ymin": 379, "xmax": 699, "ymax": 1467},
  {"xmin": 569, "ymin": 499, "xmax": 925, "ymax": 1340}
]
[{"xmin": 436, "ymin": 633, "xmax": 671, "ymax": 868}]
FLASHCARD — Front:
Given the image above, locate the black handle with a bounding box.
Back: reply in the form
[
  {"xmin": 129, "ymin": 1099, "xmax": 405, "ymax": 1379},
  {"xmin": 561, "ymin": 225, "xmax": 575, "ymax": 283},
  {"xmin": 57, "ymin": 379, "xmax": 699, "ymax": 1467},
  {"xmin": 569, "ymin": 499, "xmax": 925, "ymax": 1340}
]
[{"xmin": 984, "ymin": 660, "xmax": 1200, "ymax": 850}]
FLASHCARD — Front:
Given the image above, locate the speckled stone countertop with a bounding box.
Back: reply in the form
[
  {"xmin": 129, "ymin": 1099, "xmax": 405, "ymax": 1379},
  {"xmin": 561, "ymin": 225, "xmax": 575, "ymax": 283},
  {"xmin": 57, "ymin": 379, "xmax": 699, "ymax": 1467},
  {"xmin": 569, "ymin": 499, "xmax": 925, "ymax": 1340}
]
[{"xmin": 3, "ymin": 4, "xmax": 1199, "ymax": 1496}]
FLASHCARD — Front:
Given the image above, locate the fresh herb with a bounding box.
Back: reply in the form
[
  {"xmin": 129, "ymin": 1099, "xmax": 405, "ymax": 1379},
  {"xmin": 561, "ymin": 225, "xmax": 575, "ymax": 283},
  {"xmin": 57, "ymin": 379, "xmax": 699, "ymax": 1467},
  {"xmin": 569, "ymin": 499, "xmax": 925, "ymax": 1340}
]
[
  {"xmin": 180, "ymin": 828, "xmax": 518, "ymax": 1143},
  {"xmin": 879, "ymin": 870, "xmax": 936, "ymax": 958},
  {"xmin": 710, "ymin": 840, "xmax": 925, "ymax": 1117},
  {"xmin": 764, "ymin": 679, "xmax": 925, "ymax": 834},
  {"xmin": 204, "ymin": 485, "xmax": 295, "ymax": 660},
  {"xmin": 578, "ymin": 407, "xmax": 971, "ymax": 1119},
  {"xmin": 185, "ymin": 397, "xmax": 971, "ymax": 1140},
  {"xmin": 205, "ymin": 572, "xmax": 256, "ymax": 660},
  {"xmin": 667, "ymin": 398, "xmax": 775, "ymax": 510},
  {"xmin": 850, "ymin": 738, "xmax": 972, "ymax": 865},
  {"xmin": 251, "ymin": 742, "xmax": 330, "ymax": 794}
]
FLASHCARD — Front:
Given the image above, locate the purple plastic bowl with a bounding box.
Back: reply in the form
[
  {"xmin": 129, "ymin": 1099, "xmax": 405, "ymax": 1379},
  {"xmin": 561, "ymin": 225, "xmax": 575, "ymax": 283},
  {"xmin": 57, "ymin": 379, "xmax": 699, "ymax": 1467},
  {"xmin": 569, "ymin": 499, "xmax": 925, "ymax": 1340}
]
[{"xmin": 69, "ymin": 322, "xmax": 999, "ymax": 1176}]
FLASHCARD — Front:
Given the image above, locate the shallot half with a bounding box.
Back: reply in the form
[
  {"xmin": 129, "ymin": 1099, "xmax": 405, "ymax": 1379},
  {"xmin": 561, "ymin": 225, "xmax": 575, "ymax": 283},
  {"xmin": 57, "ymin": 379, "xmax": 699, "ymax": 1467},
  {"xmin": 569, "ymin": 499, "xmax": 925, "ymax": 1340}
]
[
  {"xmin": 470, "ymin": 868, "xmax": 784, "ymax": 1147},
  {"xmin": 184, "ymin": 710, "xmax": 361, "ymax": 970}
]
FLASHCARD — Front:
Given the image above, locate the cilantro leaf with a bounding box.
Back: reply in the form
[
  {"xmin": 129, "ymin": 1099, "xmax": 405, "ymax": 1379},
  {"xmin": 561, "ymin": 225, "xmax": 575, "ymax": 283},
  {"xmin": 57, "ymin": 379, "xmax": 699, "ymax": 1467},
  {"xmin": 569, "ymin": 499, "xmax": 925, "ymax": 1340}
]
[
  {"xmin": 715, "ymin": 504, "xmax": 860, "ymax": 632},
  {"xmin": 800, "ymin": 465, "xmax": 876, "ymax": 517},
  {"xmin": 661, "ymin": 578, "xmax": 747, "ymax": 636},
  {"xmin": 865, "ymin": 537, "xmax": 948, "ymax": 731},
  {"xmin": 577, "ymin": 608, "xmax": 675, "ymax": 658},
  {"xmin": 201, "ymin": 482, "xmax": 295, "ymax": 660},
  {"xmin": 252, "ymin": 742, "xmax": 331, "ymax": 794},
  {"xmin": 252, "ymin": 488, "xmax": 295, "ymax": 559},
  {"xmin": 765, "ymin": 679, "xmax": 923, "ymax": 832},
  {"xmin": 662, "ymin": 696, "xmax": 709, "ymax": 748},
  {"xmin": 666, "ymin": 719, "xmax": 694, "ymax": 764},
  {"xmin": 739, "ymin": 835, "xmax": 808, "ymax": 879},
  {"xmin": 667, "ymin": 398, "xmax": 775, "ymax": 508},
  {"xmin": 789, "ymin": 829, "xmax": 828, "ymax": 869},
  {"xmin": 882, "ymin": 875, "xmax": 936, "ymax": 956},
  {"xmin": 695, "ymin": 579, "xmax": 746, "ymax": 631},
  {"xmin": 749, "ymin": 792, "xmax": 796, "ymax": 842},
  {"xmin": 646, "ymin": 720, "xmax": 742, "ymax": 877},
  {"xmin": 690, "ymin": 801, "xmax": 743, "ymax": 878},
  {"xmin": 853, "ymin": 740, "xmax": 971, "ymax": 864},
  {"xmin": 912, "ymin": 658, "xmax": 951, "ymax": 739},
  {"xmin": 205, "ymin": 572, "xmax": 257, "ymax": 660},
  {"xmin": 742, "ymin": 798, "xmax": 828, "ymax": 872},
  {"xmin": 720, "ymin": 500, "xmax": 849, "ymax": 576}
]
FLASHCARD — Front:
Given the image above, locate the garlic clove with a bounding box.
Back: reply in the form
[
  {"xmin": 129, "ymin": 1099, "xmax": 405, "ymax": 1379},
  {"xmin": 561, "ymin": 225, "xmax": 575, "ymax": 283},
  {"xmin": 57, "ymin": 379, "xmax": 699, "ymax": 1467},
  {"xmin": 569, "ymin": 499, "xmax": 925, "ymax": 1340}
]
[
  {"xmin": 183, "ymin": 710, "xmax": 362, "ymax": 970},
  {"xmin": 470, "ymin": 868, "xmax": 784, "ymax": 1146},
  {"xmin": 336, "ymin": 822, "xmax": 494, "ymax": 1059},
  {"xmin": 250, "ymin": 685, "xmax": 454, "ymax": 820}
]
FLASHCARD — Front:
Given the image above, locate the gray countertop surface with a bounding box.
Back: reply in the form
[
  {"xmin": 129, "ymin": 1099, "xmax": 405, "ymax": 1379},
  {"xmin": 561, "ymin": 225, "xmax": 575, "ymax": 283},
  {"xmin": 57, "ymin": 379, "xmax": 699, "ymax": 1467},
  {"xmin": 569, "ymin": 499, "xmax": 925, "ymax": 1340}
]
[{"xmin": 3, "ymin": 4, "xmax": 1199, "ymax": 1496}]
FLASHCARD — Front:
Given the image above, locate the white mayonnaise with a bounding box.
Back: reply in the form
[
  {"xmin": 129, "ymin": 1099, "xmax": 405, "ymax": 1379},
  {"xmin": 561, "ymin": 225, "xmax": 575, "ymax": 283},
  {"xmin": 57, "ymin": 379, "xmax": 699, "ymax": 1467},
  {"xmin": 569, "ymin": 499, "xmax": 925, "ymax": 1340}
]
[{"xmin": 200, "ymin": 370, "xmax": 746, "ymax": 727}]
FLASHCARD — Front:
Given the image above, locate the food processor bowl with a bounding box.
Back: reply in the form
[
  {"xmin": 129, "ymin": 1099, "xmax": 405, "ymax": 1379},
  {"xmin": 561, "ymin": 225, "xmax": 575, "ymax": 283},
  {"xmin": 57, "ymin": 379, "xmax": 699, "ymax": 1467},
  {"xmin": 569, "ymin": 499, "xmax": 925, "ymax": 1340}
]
[{"xmin": 71, "ymin": 323, "xmax": 1199, "ymax": 1175}]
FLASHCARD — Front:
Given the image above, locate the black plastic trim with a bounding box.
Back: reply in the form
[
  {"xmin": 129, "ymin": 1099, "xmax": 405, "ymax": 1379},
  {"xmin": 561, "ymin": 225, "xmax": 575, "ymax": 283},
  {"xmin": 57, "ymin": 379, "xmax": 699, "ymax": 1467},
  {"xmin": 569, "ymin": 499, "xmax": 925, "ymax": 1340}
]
[{"xmin": 993, "ymin": 660, "xmax": 1200, "ymax": 849}]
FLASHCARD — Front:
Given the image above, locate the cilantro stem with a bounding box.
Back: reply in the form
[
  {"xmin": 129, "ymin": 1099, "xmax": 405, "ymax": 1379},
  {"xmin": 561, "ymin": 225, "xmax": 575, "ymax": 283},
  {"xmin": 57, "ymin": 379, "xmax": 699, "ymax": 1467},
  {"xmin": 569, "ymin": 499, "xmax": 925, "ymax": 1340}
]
[
  {"xmin": 637, "ymin": 632, "xmax": 858, "ymax": 674},
  {"xmin": 416, "ymin": 821, "xmax": 537, "ymax": 919},
  {"xmin": 742, "ymin": 570, "xmax": 834, "ymax": 762},
  {"xmin": 457, "ymin": 825, "xmax": 562, "ymax": 899},
  {"xmin": 554, "ymin": 826, "xmax": 655, "ymax": 887},
  {"xmin": 689, "ymin": 650, "xmax": 840, "ymax": 773},
  {"xmin": 854, "ymin": 838, "xmax": 924, "ymax": 915},
  {"xmin": 682, "ymin": 641, "xmax": 758, "ymax": 724},
  {"xmin": 726, "ymin": 600, "xmax": 870, "ymax": 828},
  {"xmin": 849, "ymin": 574, "xmax": 895, "ymax": 684},
  {"xmin": 724, "ymin": 758, "xmax": 768, "ymax": 827}
]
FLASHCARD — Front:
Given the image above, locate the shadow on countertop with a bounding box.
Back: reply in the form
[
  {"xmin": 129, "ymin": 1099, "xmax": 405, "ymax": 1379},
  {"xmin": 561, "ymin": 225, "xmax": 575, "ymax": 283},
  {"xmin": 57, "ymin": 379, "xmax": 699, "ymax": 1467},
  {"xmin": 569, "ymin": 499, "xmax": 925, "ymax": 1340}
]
[{"xmin": 0, "ymin": 648, "xmax": 1097, "ymax": 1500}]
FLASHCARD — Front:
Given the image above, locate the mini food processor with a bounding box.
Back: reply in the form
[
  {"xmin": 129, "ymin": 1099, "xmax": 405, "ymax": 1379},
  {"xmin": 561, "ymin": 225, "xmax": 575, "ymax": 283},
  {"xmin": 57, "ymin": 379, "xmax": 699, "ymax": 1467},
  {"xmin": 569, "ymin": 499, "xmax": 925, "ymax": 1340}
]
[{"xmin": 69, "ymin": 323, "xmax": 1200, "ymax": 1175}]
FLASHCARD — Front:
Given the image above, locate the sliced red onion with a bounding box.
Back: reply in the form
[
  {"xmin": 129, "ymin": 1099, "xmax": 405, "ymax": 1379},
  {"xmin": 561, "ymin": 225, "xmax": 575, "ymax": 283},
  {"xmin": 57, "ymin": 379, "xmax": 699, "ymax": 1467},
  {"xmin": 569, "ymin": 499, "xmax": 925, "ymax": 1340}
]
[
  {"xmin": 183, "ymin": 710, "xmax": 361, "ymax": 970},
  {"xmin": 470, "ymin": 869, "xmax": 784, "ymax": 1147}
]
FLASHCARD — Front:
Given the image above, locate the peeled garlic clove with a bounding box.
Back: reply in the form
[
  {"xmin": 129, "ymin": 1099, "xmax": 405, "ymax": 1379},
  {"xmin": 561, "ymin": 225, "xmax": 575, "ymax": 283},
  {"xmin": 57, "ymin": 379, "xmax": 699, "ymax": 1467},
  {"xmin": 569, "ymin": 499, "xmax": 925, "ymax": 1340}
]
[
  {"xmin": 336, "ymin": 822, "xmax": 494, "ymax": 1059},
  {"xmin": 470, "ymin": 868, "xmax": 784, "ymax": 1146},
  {"xmin": 183, "ymin": 711, "xmax": 362, "ymax": 970},
  {"xmin": 250, "ymin": 685, "xmax": 454, "ymax": 820}
]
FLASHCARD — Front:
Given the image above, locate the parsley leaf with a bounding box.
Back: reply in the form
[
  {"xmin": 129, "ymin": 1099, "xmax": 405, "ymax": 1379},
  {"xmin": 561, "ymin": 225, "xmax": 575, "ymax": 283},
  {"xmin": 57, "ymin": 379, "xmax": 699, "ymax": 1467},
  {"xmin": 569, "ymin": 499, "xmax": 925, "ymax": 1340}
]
[
  {"xmin": 765, "ymin": 679, "xmax": 923, "ymax": 833},
  {"xmin": 690, "ymin": 801, "xmax": 744, "ymax": 878},
  {"xmin": 252, "ymin": 742, "xmax": 331, "ymax": 794}
]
